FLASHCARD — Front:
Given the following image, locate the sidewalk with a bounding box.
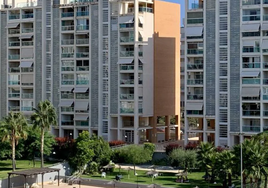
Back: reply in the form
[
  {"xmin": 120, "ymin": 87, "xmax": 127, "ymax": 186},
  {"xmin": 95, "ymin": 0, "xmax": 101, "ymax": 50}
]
[{"xmin": 120, "ymin": 164, "xmax": 178, "ymax": 173}]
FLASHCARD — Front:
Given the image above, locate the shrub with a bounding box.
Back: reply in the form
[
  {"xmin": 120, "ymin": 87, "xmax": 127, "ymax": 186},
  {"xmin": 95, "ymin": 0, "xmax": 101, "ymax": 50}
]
[
  {"xmin": 144, "ymin": 143, "xmax": 156, "ymax": 155},
  {"xmin": 85, "ymin": 161, "xmax": 99, "ymax": 174},
  {"xmin": 185, "ymin": 142, "xmax": 199, "ymax": 150},
  {"xmin": 165, "ymin": 143, "xmax": 180, "ymax": 155},
  {"xmin": 109, "ymin": 140, "xmax": 126, "ymax": 147}
]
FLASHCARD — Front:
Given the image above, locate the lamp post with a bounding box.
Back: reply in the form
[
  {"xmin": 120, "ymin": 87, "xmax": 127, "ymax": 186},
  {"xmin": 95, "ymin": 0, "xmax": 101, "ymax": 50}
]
[
  {"xmin": 239, "ymin": 132, "xmax": 245, "ymax": 188},
  {"xmin": 136, "ymin": 174, "xmax": 139, "ymax": 188},
  {"xmin": 63, "ymin": 166, "xmax": 66, "ymax": 183}
]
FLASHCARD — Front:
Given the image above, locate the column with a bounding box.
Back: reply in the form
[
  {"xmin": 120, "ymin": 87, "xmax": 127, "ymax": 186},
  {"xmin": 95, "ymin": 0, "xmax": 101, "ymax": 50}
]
[
  {"xmin": 151, "ymin": 116, "xmax": 157, "ymax": 143},
  {"xmin": 175, "ymin": 115, "xmax": 180, "ymax": 140},
  {"xmin": 165, "ymin": 115, "xmax": 170, "ymax": 141}
]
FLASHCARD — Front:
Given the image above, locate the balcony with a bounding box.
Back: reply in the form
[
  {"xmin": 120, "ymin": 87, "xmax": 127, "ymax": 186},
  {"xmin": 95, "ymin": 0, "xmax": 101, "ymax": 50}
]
[
  {"xmin": 61, "ymin": 53, "xmax": 74, "ymax": 58},
  {"xmin": 242, "ymin": 0, "xmax": 260, "ymax": 5},
  {"xmin": 265, "ymin": 0, "xmax": 268, "ymax": 4},
  {"xmin": 242, "ymin": 96, "xmax": 260, "ymax": 100},
  {"xmin": 264, "ymin": 95, "xmax": 268, "ymax": 100},
  {"xmin": 21, "ymin": 106, "xmax": 33, "ymax": 111},
  {"xmin": 242, "ymin": 47, "xmax": 260, "ymax": 53},
  {"xmin": 61, "ymin": 120, "xmax": 74, "ymax": 126},
  {"xmin": 120, "ymin": 79, "xmax": 134, "ymax": 85},
  {"xmin": 62, "ymin": 25, "xmax": 74, "ymax": 31},
  {"xmin": 120, "ymin": 94, "xmax": 134, "ymax": 100},
  {"xmin": 61, "ymin": 80, "xmax": 75, "ymax": 85},
  {"xmin": 120, "ymin": 108, "xmax": 134, "ymax": 113},
  {"xmin": 187, "ymin": 63, "xmax": 203, "ymax": 70},
  {"xmin": 120, "ymin": 36, "xmax": 134, "ymax": 43},
  {"xmin": 242, "ymin": 110, "xmax": 260, "ymax": 116},
  {"xmin": 21, "ymin": 93, "xmax": 33, "ymax": 99},
  {"xmin": 9, "ymin": 41, "xmax": 20, "ymax": 47},
  {"xmin": 76, "ymin": 121, "xmax": 89, "ymax": 126},
  {"xmin": 8, "ymin": 81, "xmax": 20, "ymax": 85},
  {"xmin": 9, "ymin": 106, "xmax": 20, "ymax": 111},
  {"xmin": 186, "ymin": 110, "xmax": 203, "ymax": 115},
  {"xmin": 9, "ymin": 55, "xmax": 20, "ymax": 60},
  {"xmin": 9, "ymin": 29, "xmax": 20, "ymax": 35},
  {"xmin": 8, "ymin": 93, "xmax": 20, "ymax": 98},
  {"xmin": 190, "ymin": 2, "xmax": 203, "ymax": 9},
  {"xmin": 242, "ymin": 15, "xmax": 260, "ymax": 21},
  {"xmin": 120, "ymin": 51, "xmax": 134, "ymax": 57},
  {"xmin": 22, "ymin": 41, "xmax": 33, "ymax": 46},
  {"xmin": 9, "ymin": 67, "xmax": 20, "ymax": 73},
  {"xmin": 187, "ymin": 18, "xmax": 203, "ymax": 24},
  {"xmin": 61, "ymin": 39, "xmax": 74, "ymax": 45},
  {"xmin": 21, "ymin": 67, "xmax": 33, "ymax": 72},
  {"xmin": 139, "ymin": 7, "xmax": 153, "ymax": 13},
  {"xmin": 76, "ymin": 93, "xmax": 89, "ymax": 99},
  {"xmin": 242, "ymin": 62, "xmax": 260, "ymax": 68},
  {"xmin": 264, "ymin": 14, "xmax": 268, "ymax": 21},
  {"xmin": 76, "ymin": 25, "xmax": 89, "ymax": 31},
  {"xmin": 62, "ymin": 67, "xmax": 74, "ymax": 71},
  {"xmin": 120, "ymin": 65, "xmax": 134, "ymax": 71},
  {"xmin": 76, "ymin": 52, "xmax": 89, "ymax": 58},
  {"xmin": 61, "ymin": 93, "xmax": 74, "ymax": 99},
  {"xmin": 119, "ymin": 23, "xmax": 134, "ymax": 29},
  {"xmin": 187, "ymin": 94, "xmax": 203, "ymax": 100},
  {"xmin": 61, "ymin": 12, "xmax": 74, "ymax": 17},
  {"xmin": 77, "ymin": 11, "xmax": 89, "ymax": 16},
  {"xmin": 76, "ymin": 39, "xmax": 89, "ymax": 45},
  {"xmin": 61, "ymin": 107, "xmax": 74, "ymax": 112},
  {"xmin": 264, "ymin": 62, "xmax": 268, "ymax": 69},
  {"xmin": 76, "ymin": 66, "xmax": 89, "ymax": 71},
  {"xmin": 22, "ymin": 13, "xmax": 33, "ymax": 19},
  {"xmin": 187, "ymin": 79, "xmax": 203, "ymax": 85},
  {"xmin": 263, "ymin": 79, "xmax": 268, "ymax": 85},
  {"xmin": 242, "ymin": 125, "xmax": 260, "ymax": 132},
  {"xmin": 242, "ymin": 78, "xmax": 260, "ymax": 84},
  {"xmin": 22, "ymin": 28, "xmax": 33, "ymax": 33},
  {"xmin": 187, "ymin": 49, "xmax": 203, "ymax": 55},
  {"xmin": 9, "ymin": 14, "xmax": 20, "ymax": 20},
  {"xmin": 138, "ymin": 51, "xmax": 143, "ymax": 57},
  {"xmin": 76, "ymin": 80, "xmax": 89, "ymax": 85}
]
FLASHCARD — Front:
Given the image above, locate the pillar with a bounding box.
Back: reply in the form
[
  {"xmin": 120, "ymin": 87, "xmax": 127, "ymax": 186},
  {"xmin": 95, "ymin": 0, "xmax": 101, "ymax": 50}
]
[
  {"xmin": 24, "ymin": 176, "xmax": 26, "ymax": 188},
  {"xmin": 165, "ymin": 116, "xmax": 170, "ymax": 141},
  {"xmin": 175, "ymin": 115, "xmax": 180, "ymax": 140},
  {"xmin": 58, "ymin": 171, "xmax": 60, "ymax": 186},
  {"xmin": 151, "ymin": 116, "xmax": 157, "ymax": 143},
  {"xmin": 42, "ymin": 174, "xmax": 44, "ymax": 188},
  {"xmin": 8, "ymin": 174, "xmax": 10, "ymax": 188}
]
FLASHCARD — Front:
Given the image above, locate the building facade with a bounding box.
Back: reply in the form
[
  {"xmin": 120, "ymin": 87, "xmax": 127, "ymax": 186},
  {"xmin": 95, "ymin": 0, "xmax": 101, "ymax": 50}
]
[{"xmin": 0, "ymin": 0, "xmax": 180, "ymax": 144}]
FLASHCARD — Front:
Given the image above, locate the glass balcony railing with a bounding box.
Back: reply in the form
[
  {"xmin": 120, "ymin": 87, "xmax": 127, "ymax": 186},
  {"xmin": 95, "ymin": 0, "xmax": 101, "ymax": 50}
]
[
  {"xmin": 9, "ymin": 67, "xmax": 20, "ymax": 73},
  {"xmin": 120, "ymin": 108, "xmax": 134, "ymax": 113},
  {"xmin": 120, "ymin": 36, "xmax": 134, "ymax": 43},
  {"xmin": 120, "ymin": 51, "xmax": 134, "ymax": 57},
  {"xmin": 242, "ymin": 15, "xmax": 260, "ymax": 21},
  {"xmin": 139, "ymin": 7, "xmax": 153, "ymax": 13},
  {"xmin": 76, "ymin": 52, "xmax": 89, "ymax": 58},
  {"xmin": 61, "ymin": 121, "xmax": 74, "ymax": 126},
  {"xmin": 61, "ymin": 12, "xmax": 74, "ymax": 17},
  {"xmin": 187, "ymin": 94, "xmax": 203, "ymax": 100},
  {"xmin": 22, "ymin": 28, "xmax": 33, "ymax": 33},
  {"xmin": 264, "ymin": 110, "xmax": 268, "ymax": 116},
  {"xmin": 242, "ymin": 62, "xmax": 260, "ymax": 68},
  {"xmin": 264, "ymin": 0, "xmax": 268, "ymax": 4},
  {"xmin": 120, "ymin": 94, "xmax": 134, "ymax": 100},
  {"xmin": 263, "ymin": 95, "xmax": 268, "ymax": 100},
  {"xmin": 242, "ymin": 110, "xmax": 260, "ymax": 116},
  {"xmin": 76, "ymin": 39, "xmax": 89, "ymax": 44},
  {"xmin": 263, "ymin": 79, "xmax": 268, "ymax": 85},
  {"xmin": 76, "ymin": 11, "xmax": 89, "ymax": 16},
  {"xmin": 119, "ymin": 23, "xmax": 134, "ymax": 29},
  {"xmin": 22, "ymin": 13, "xmax": 33, "ymax": 19},
  {"xmin": 190, "ymin": 3, "xmax": 204, "ymax": 9},
  {"xmin": 22, "ymin": 41, "xmax": 33, "ymax": 46},
  {"xmin": 61, "ymin": 53, "xmax": 74, "ymax": 58},
  {"xmin": 76, "ymin": 80, "xmax": 89, "ymax": 85},
  {"xmin": 263, "ymin": 62, "xmax": 268, "ymax": 69},
  {"xmin": 62, "ymin": 67, "xmax": 74, "ymax": 71},
  {"xmin": 21, "ymin": 106, "xmax": 33, "ymax": 111},
  {"xmin": 9, "ymin": 29, "xmax": 20, "ymax": 35},
  {"xmin": 187, "ymin": 79, "xmax": 203, "ymax": 85},
  {"xmin": 9, "ymin": 14, "xmax": 20, "ymax": 20},
  {"xmin": 120, "ymin": 79, "xmax": 134, "ymax": 85},
  {"xmin": 21, "ymin": 93, "xmax": 33, "ymax": 99},
  {"xmin": 120, "ymin": 65, "xmax": 143, "ymax": 71},
  {"xmin": 8, "ymin": 81, "xmax": 20, "ymax": 85},
  {"xmin": 187, "ymin": 18, "xmax": 203, "ymax": 24},
  {"xmin": 61, "ymin": 39, "xmax": 74, "ymax": 45},
  {"xmin": 76, "ymin": 25, "xmax": 89, "ymax": 30},
  {"xmin": 242, "ymin": 96, "xmax": 260, "ymax": 100},
  {"xmin": 76, "ymin": 93, "xmax": 89, "ymax": 99},
  {"xmin": 138, "ymin": 51, "xmax": 143, "ymax": 57},
  {"xmin": 62, "ymin": 25, "xmax": 74, "ymax": 31},
  {"xmin": 9, "ymin": 41, "xmax": 20, "ymax": 47},
  {"xmin": 21, "ymin": 67, "xmax": 33, "ymax": 72},
  {"xmin": 242, "ymin": 78, "xmax": 260, "ymax": 84},
  {"xmin": 61, "ymin": 93, "xmax": 74, "ymax": 99},
  {"xmin": 187, "ymin": 49, "xmax": 203, "ymax": 55},
  {"xmin": 61, "ymin": 107, "xmax": 74, "ymax": 112},
  {"xmin": 242, "ymin": 0, "xmax": 260, "ymax": 5},
  {"xmin": 8, "ymin": 93, "xmax": 20, "ymax": 98},
  {"xmin": 242, "ymin": 126, "xmax": 260, "ymax": 132},
  {"xmin": 61, "ymin": 80, "xmax": 75, "ymax": 85},
  {"xmin": 186, "ymin": 110, "xmax": 203, "ymax": 115},
  {"xmin": 9, "ymin": 106, "xmax": 20, "ymax": 111},
  {"xmin": 76, "ymin": 121, "xmax": 89, "ymax": 126},
  {"xmin": 9, "ymin": 55, "xmax": 20, "ymax": 60},
  {"xmin": 76, "ymin": 66, "xmax": 89, "ymax": 71},
  {"xmin": 264, "ymin": 14, "xmax": 268, "ymax": 21},
  {"xmin": 187, "ymin": 63, "xmax": 203, "ymax": 70}
]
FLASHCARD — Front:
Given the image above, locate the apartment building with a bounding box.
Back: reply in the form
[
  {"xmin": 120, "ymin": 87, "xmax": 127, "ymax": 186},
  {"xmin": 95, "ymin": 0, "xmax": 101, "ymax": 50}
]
[
  {"xmin": 183, "ymin": 0, "xmax": 268, "ymax": 146},
  {"xmin": 0, "ymin": 0, "xmax": 180, "ymax": 144}
]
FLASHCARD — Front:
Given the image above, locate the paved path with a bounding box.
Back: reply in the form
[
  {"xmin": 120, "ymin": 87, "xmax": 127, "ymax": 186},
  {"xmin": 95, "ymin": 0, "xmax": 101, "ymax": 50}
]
[
  {"xmin": 35, "ymin": 183, "xmax": 104, "ymax": 188},
  {"xmin": 120, "ymin": 164, "xmax": 179, "ymax": 173}
]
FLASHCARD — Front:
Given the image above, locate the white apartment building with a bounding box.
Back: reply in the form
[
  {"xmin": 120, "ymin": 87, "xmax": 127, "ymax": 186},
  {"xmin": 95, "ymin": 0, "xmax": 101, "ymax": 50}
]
[
  {"xmin": 0, "ymin": 0, "xmax": 181, "ymax": 144},
  {"xmin": 183, "ymin": 0, "xmax": 268, "ymax": 147}
]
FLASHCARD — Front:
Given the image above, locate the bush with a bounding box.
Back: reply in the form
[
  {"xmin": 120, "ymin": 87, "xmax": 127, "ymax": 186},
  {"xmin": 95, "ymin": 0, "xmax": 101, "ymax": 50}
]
[
  {"xmin": 185, "ymin": 142, "xmax": 199, "ymax": 150},
  {"xmin": 165, "ymin": 143, "xmax": 180, "ymax": 155},
  {"xmin": 85, "ymin": 161, "xmax": 99, "ymax": 174},
  {"xmin": 169, "ymin": 149, "xmax": 197, "ymax": 171},
  {"xmin": 109, "ymin": 140, "xmax": 126, "ymax": 147},
  {"xmin": 144, "ymin": 143, "xmax": 155, "ymax": 155}
]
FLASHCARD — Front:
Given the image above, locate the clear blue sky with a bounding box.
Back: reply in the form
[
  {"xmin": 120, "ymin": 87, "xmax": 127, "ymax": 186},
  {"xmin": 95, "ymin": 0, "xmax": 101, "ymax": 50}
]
[{"xmin": 161, "ymin": 0, "xmax": 185, "ymax": 26}]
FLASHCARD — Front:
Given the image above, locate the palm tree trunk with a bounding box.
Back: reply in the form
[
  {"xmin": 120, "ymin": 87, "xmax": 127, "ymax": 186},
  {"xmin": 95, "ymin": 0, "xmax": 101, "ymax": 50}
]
[
  {"xmin": 264, "ymin": 176, "xmax": 267, "ymax": 188},
  {"xmin": 12, "ymin": 136, "xmax": 16, "ymax": 171},
  {"xmin": 228, "ymin": 173, "xmax": 232, "ymax": 186},
  {"xmin": 41, "ymin": 128, "xmax": 44, "ymax": 168}
]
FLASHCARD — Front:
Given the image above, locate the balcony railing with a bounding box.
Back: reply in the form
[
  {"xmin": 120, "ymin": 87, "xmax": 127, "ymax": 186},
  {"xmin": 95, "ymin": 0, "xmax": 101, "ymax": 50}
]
[
  {"xmin": 9, "ymin": 106, "xmax": 20, "ymax": 111},
  {"xmin": 76, "ymin": 39, "xmax": 89, "ymax": 44},
  {"xmin": 187, "ymin": 94, "xmax": 203, "ymax": 100},
  {"xmin": 242, "ymin": 96, "xmax": 260, "ymax": 100},
  {"xmin": 61, "ymin": 121, "xmax": 74, "ymax": 126},
  {"xmin": 22, "ymin": 41, "xmax": 33, "ymax": 46},
  {"xmin": 187, "ymin": 49, "xmax": 203, "ymax": 55},
  {"xmin": 186, "ymin": 110, "xmax": 203, "ymax": 115},
  {"xmin": 22, "ymin": 28, "xmax": 33, "ymax": 33},
  {"xmin": 8, "ymin": 81, "xmax": 20, "ymax": 85},
  {"xmin": 62, "ymin": 67, "xmax": 74, "ymax": 71},
  {"xmin": 76, "ymin": 25, "xmax": 89, "ymax": 30},
  {"xmin": 76, "ymin": 121, "xmax": 89, "ymax": 126},
  {"xmin": 120, "ymin": 108, "xmax": 134, "ymax": 113},
  {"xmin": 61, "ymin": 39, "xmax": 74, "ymax": 45},
  {"xmin": 242, "ymin": 62, "xmax": 260, "ymax": 68},
  {"xmin": 9, "ymin": 29, "xmax": 20, "ymax": 35},
  {"xmin": 21, "ymin": 106, "xmax": 33, "ymax": 111},
  {"xmin": 242, "ymin": 110, "xmax": 260, "ymax": 116},
  {"xmin": 187, "ymin": 18, "xmax": 203, "ymax": 24},
  {"xmin": 9, "ymin": 54, "xmax": 20, "ymax": 60},
  {"xmin": 8, "ymin": 93, "xmax": 20, "ymax": 98},
  {"xmin": 76, "ymin": 52, "xmax": 89, "ymax": 58},
  {"xmin": 76, "ymin": 66, "xmax": 89, "ymax": 71},
  {"xmin": 120, "ymin": 51, "xmax": 134, "ymax": 57},
  {"xmin": 190, "ymin": 3, "xmax": 204, "ymax": 9},
  {"xmin": 61, "ymin": 12, "xmax": 74, "ymax": 17},
  {"xmin": 21, "ymin": 93, "xmax": 33, "ymax": 99},
  {"xmin": 264, "ymin": 0, "xmax": 268, "ymax": 4},
  {"xmin": 119, "ymin": 23, "xmax": 134, "ymax": 29},
  {"xmin": 76, "ymin": 93, "xmax": 89, "ymax": 99},
  {"xmin": 22, "ymin": 13, "xmax": 33, "ymax": 19},
  {"xmin": 242, "ymin": 78, "xmax": 260, "ymax": 84},
  {"xmin": 9, "ymin": 14, "xmax": 20, "ymax": 20},
  {"xmin": 264, "ymin": 110, "xmax": 268, "ymax": 116},
  {"xmin": 61, "ymin": 93, "xmax": 74, "ymax": 99},
  {"xmin": 263, "ymin": 79, "xmax": 268, "ymax": 85},
  {"xmin": 242, "ymin": 125, "xmax": 260, "ymax": 132},
  {"xmin": 243, "ymin": 47, "xmax": 260, "ymax": 53},
  {"xmin": 9, "ymin": 41, "xmax": 20, "ymax": 47},
  {"xmin": 187, "ymin": 63, "xmax": 203, "ymax": 70},
  {"xmin": 21, "ymin": 67, "xmax": 33, "ymax": 72},
  {"xmin": 120, "ymin": 36, "xmax": 134, "ymax": 43},
  {"xmin": 62, "ymin": 25, "xmax": 74, "ymax": 31},
  {"xmin": 263, "ymin": 95, "xmax": 268, "ymax": 100},
  {"xmin": 242, "ymin": 0, "xmax": 260, "ymax": 5},
  {"xmin": 263, "ymin": 62, "xmax": 268, "ymax": 69},
  {"xmin": 120, "ymin": 94, "xmax": 134, "ymax": 100},
  {"xmin": 187, "ymin": 79, "xmax": 203, "ymax": 85},
  {"xmin": 120, "ymin": 79, "xmax": 134, "ymax": 85},
  {"xmin": 76, "ymin": 80, "xmax": 89, "ymax": 85},
  {"xmin": 264, "ymin": 14, "xmax": 268, "ymax": 21},
  {"xmin": 61, "ymin": 107, "xmax": 74, "ymax": 112},
  {"xmin": 61, "ymin": 80, "xmax": 75, "ymax": 85},
  {"xmin": 9, "ymin": 67, "xmax": 20, "ymax": 73},
  {"xmin": 139, "ymin": 7, "xmax": 153, "ymax": 13},
  {"xmin": 61, "ymin": 53, "xmax": 74, "ymax": 58},
  {"xmin": 77, "ymin": 11, "xmax": 89, "ymax": 16},
  {"xmin": 242, "ymin": 15, "xmax": 260, "ymax": 21}
]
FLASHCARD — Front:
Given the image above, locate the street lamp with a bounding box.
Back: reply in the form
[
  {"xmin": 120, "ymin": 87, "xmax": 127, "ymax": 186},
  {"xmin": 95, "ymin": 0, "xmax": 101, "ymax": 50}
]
[{"xmin": 63, "ymin": 166, "xmax": 66, "ymax": 183}]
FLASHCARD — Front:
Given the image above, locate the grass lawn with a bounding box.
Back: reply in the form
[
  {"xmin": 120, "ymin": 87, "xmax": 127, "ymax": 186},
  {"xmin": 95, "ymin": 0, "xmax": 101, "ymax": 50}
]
[
  {"xmin": 0, "ymin": 160, "xmax": 56, "ymax": 179},
  {"xmin": 82, "ymin": 168, "xmax": 240, "ymax": 188}
]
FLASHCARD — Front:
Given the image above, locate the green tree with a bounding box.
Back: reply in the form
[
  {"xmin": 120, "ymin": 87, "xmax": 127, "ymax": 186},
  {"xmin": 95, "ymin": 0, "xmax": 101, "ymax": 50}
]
[
  {"xmin": 31, "ymin": 100, "xmax": 57, "ymax": 168},
  {"xmin": 69, "ymin": 131, "xmax": 94, "ymax": 172},
  {"xmin": 144, "ymin": 143, "xmax": 155, "ymax": 157},
  {"xmin": 0, "ymin": 112, "xmax": 28, "ymax": 171}
]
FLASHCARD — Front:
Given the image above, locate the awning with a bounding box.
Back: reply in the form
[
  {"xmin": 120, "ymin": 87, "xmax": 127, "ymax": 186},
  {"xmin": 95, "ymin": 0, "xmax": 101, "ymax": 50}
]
[
  {"xmin": 186, "ymin": 103, "xmax": 203, "ymax": 111},
  {"xmin": 117, "ymin": 58, "xmax": 134, "ymax": 64},
  {"xmin": 59, "ymin": 5, "xmax": 73, "ymax": 8},
  {"xmin": 73, "ymin": 87, "xmax": 88, "ymax": 93},
  {"xmin": 241, "ymin": 24, "xmax": 260, "ymax": 32},
  {"xmin": 241, "ymin": 87, "xmax": 260, "ymax": 97},
  {"xmin": 241, "ymin": 71, "xmax": 260, "ymax": 77},
  {"xmin": 74, "ymin": 101, "xmax": 89, "ymax": 110},
  {"xmin": 185, "ymin": 27, "xmax": 203, "ymax": 37},
  {"xmin": 58, "ymin": 100, "xmax": 74, "ymax": 107},
  {"xmin": 119, "ymin": 16, "xmax": 134, "ymax": 23},
  {"xmin": 262, "ymin": 24, "xmax": 268, "ymax": 31},
  {"xmin": 19, "ymin": 61, "xmax": 33, "ymax": 68},
  {"xmin": 263, "ymin": 40, "xmax": 268, "ymax": 49},
  {"xmin": 139, "ymin": 16, "xmax": 144, "ymax": 24},
  {"xmin": 20, "ymin": 35, "xmax": 33, "ymax": 39},
  {"xmin": 243, "ymin": 40, "xmax": 255, "ymax": 46},
  {"xmin": 139, "ymin": 59, "xmax": 145, "ymax": 64},
  {"xmin": 6, "ymin": 23, "xmax": 19, "ymax": 29},
  {"xmin": 74, "ymin": 114, "xmax": 89, "ymax": 121},
  {"xmin": 60, "ymin": 87, "xmax": 73, "ymax": 92}
]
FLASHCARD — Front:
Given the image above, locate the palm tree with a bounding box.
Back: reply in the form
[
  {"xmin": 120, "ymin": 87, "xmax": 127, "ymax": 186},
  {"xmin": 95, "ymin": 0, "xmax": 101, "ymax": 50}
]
[
  {"xmin": 31, "ymin": 100, "xmax": 57, "ymax": 168},
  {"xmin": 0, "ymin": 112, "xmax": 28, "ymax": 171}
]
